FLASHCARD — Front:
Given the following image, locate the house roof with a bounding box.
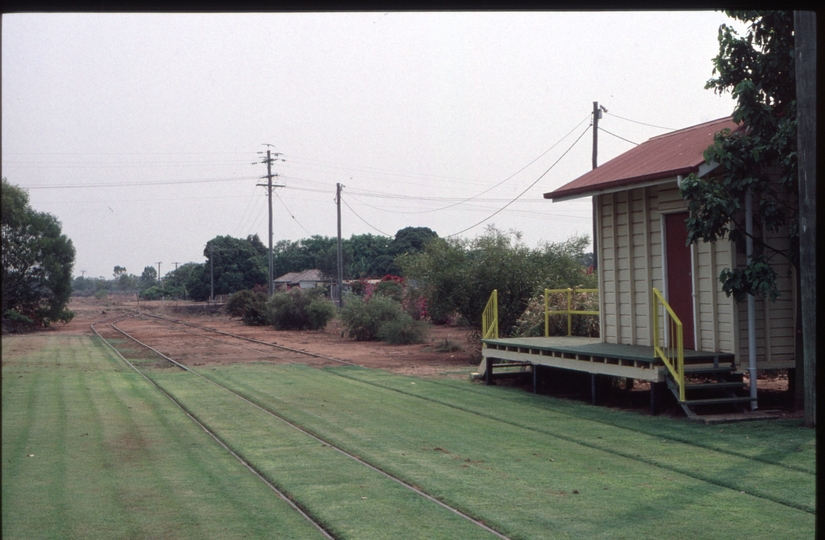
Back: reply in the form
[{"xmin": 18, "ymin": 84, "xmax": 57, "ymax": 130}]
[
  {"xmin": 273, "ymin": 269, "xmax": 326, "ymax": 284},
  {"xmin": 544, "ymin": 116, "xmax": 743, "ymax": 201}
]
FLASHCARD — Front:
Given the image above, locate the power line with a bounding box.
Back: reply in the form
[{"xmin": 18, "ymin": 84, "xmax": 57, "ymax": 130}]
[
  {"xmin": 598, "ymin": 127, "xmax": 639, "ymax": 146},
  {"xmin": 274, "ymin": 191, "xmax": 311, "ymax": 236},
  {"xmin": 603, "ymin": 112, "xmax": 677, "ymax": 131},
  {"xmin": 19, "ymin": 176, "xmax": 257, "ymax": 190},
  {"xmin": 446, "ymin": 124, "xmax": 591, "ymax": 238},
  {"xmin": 340, "ymin": 197, "xmax": 391, "ymax": 236}
]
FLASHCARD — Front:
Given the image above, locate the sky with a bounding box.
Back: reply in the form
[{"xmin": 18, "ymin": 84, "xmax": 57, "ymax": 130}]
[{"xmin": 2, "ymin": 11, "xmax": 743, "ymax": 281}]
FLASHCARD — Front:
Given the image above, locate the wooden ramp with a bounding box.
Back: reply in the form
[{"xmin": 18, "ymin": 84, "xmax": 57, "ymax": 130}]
[{"xmin": 479, "ymin": 337, "xmax": 745, "ymax": 417}]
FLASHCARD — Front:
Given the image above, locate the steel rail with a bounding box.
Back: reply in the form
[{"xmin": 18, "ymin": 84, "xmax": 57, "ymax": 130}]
[
  {"xmin": 90, "ymin": 320, "xmax": 336, "ymax": 540},
  {"xmin": 100, "ymin": 318, "xmax": 513, "ymax": 540}
]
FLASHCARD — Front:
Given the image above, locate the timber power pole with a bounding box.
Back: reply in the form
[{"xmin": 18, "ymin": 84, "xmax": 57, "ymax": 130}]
[
  {"xmin": 157, "ymin": 262, "xmax": 163, "ymax": 289},
  {"xmin": 257, "ymin": 146, "xmax": 285, "ymax": 296},
  {"xmin": 591, "ymin": 102, "xmax": 606, "ymax": 272},
  {"xmin": 794, "ymin": 10, "xmax": 816, "ymax": 427},
  {"xmin": 336, "ymin": 183, "xmax": 344, "ymax": 308}
]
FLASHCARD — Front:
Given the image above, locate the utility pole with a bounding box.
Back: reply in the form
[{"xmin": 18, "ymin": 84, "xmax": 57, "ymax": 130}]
[
  {"xmin": 157, "ymin": 262, "xmax": 162, "ymax": 289},
  {"xmin": 592, "ymin": 101, "xmax": 601, "ymax": 169},
  {"xmin": 336, "ymin": 183, "xmax": 344, "ymax": 308},
  {"xmin": 257, "ymin": 146, "xmax": 285, "ymax": 296},
  {"xmin": 209, "ymin": 245, "xmax": 214, "ymax": 303},
  {"xmin": 591, "ymin": 102, "xmax": 606, "ymax": 272},
  {"xmin": 172, "ymin": 262, "xmax": 180, "ymax": 286},
  {"xmin": 794, "ymin": 10, "xmax": 816, "ymax": 427}
]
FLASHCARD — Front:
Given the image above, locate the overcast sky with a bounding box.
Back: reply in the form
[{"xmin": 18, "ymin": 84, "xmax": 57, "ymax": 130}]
[{"xmin": 2, "ymin": 11, "xmax": 742, "ymax": 280}]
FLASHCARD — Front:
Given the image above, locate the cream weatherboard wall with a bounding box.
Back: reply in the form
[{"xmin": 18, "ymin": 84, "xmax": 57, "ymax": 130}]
[{"xmin": 593, "ymin": 179, "xmax": 795, "ymax": 370}]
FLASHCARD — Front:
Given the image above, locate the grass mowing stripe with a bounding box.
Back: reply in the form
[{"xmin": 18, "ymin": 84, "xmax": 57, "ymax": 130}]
[
  {"xmin": 106, "ymin": 321, "xmax": 512, "ymax": 540},
  {"xmin": 419, "ymin": 376, "xmax": 815, "ymax": 473},
  {"xmin": 3, "ymin": 335, "xmax": 332, "ymax": 540},
  {"xmin": 325, "ymin": 367, "xmax": 815, "ymax": 514},
  {"xmin": 142, "ymin": 368, "xmax": 507, "ymax": 540},
  {"xmin": 204, "ymin": 364, "xmax": 813, "ymax": 540}
]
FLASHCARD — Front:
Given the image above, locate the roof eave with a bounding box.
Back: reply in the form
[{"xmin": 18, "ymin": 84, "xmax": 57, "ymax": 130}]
[{"xmin": 544, "ymin": 165, "xmax": 700, "ymax": 202}]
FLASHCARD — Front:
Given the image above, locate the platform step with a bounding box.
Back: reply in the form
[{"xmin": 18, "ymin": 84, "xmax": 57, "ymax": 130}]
[
  {"xmin": 682, "ymin": 381, "xmax": 745, "ymax": 391},
  {"xmin": 683, "ymin": 366, "xmax": 737, "ymax": 375},
  {"xmin": 681, "ymin": 396, "xmax": 753, "ymax": 406}
]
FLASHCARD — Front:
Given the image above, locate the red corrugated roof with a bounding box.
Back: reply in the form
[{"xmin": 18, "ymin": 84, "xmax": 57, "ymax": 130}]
[{"xmin": 544, "ymin": 116, "xmax": 742, "ymax": 201}]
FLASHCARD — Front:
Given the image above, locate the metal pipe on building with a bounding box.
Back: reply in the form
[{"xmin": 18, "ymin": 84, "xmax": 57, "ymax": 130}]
[{"xmin": 746, "ymin": 189, "xmax": 758, "ymax": 409}]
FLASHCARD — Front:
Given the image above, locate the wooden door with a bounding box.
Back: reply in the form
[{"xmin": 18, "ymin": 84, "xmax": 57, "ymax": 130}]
[{"xmin": 664, "ymin": 212, "xmax": 696, "ymax": 350}]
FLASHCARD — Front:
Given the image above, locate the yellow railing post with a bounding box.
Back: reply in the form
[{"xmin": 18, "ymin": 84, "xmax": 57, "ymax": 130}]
[
  {"xmin": 482, "ymin": 289, "xmax": 498, "ymax": 341},
  {"xmin": 544, "ymin": 288, "xmax": 599, "ymax": 337},
  {"xmin": 652, "ymin": 288, "xmax": 685, "ymax": 402}
]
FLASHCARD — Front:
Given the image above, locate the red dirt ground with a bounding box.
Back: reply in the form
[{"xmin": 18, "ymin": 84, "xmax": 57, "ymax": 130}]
[{"xmin": 52, "ymin": 296, "xmax": 478, "ymax": 377}]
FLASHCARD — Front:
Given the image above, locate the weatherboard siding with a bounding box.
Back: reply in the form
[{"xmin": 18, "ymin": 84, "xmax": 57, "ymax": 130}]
[{"xmin": 596, "ymin": 181, "xmax": 738, "ymax": 358}]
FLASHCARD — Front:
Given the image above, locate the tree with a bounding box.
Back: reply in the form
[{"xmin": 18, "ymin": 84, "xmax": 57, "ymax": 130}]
[
  {"xmin": 2, "ymin": 178, "xmax": 76, "ymax": 327},
  {"xmin": 113, "ymin": 265, "xmax": 127, "ymax": 278},
  {"xmin": 186, "ymin": 235, "xmax": 268, "ymax": 301},
  {"xmin": 680, "ymin": 11, "xmax": 796, "ymax": 302},
  {"xmin": 399, "ymin": 226, "xmax": 594, "ymax": 332},
  {"xmin": 388, "ymin": 226, "xmax": 438, "ymax": 257},
  {"xmin": 678, "ymin": 11, "xmax": 803, "ymax": 406},
  {"xmin": 138, "ymin": 266, "xmax": 158, "ymax": 292}
]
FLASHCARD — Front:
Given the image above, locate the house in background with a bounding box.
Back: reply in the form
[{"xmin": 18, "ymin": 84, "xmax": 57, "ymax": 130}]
[
  {"xmin": 273, "ymin": 269, "xmax": 329, "ymax": 290},
  {"xmin": 544, "ymin": 116, "xmax": 796, "ymax": 373}
]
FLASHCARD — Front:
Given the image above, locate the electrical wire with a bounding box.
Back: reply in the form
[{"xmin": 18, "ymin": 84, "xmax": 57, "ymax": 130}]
[
  {"xmin": 340, "ymin": 196, "xmax": 391, "ymax": 237},
  {"xmin": 19, "ymin": 176, "xmax": 258, "ymax": 189},
  {"xmin": 446, "ymin": 124, "xmax": 591, "ymax": 238},
  {"xmin": 598, "ymin": 127, "xmax": 639, "ymax": 146},
  {"xmin": 603, "ymin": 112, "xmax": 677, "ymax": 131},
  {"xmin": 275, "ymin": 191, "xmax": 312, "ymax": 236}
]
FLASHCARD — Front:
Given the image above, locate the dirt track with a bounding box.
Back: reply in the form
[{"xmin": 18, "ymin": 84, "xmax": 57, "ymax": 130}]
[{"xmin": 54, "ymin": 296, "xmax": 479, "ymax": 378}]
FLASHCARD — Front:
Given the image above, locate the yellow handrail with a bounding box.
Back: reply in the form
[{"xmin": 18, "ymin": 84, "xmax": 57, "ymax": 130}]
[
  {"xmin": 482, "ymin": 289, "xmax": 498, "ymax": 341},
  {"xmin": 544, "ymin": 288, "xmax": 599, "ymax": 337},
  {"xmin": 652, "ymin": 287, "xmax": 685, "ymax": 402}
]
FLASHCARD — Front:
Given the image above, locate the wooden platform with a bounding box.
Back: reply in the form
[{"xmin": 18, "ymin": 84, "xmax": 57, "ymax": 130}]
[{"xmin": 481, "ymin": 336, "xmax": 735, "ymax": 383}]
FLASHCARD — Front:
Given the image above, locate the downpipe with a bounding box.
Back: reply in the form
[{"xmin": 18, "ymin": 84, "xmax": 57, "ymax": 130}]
[{"xmin": 746, "ymin": 189, "xmax": 758, "ymax": 410}]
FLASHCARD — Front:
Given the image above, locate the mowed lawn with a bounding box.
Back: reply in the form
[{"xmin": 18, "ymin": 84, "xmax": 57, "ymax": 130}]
[{"xmin": 3, "ymin": 335, "xmax": 816, "ymax": 540}]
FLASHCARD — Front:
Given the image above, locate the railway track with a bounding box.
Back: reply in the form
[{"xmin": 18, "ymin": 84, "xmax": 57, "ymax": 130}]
[
  {"xmin": 91, "ymin": 316, "xmax": 513, "ymax": 540},
  {"xmin": 94, "ymin": 312, "xmax": 814, "ymax": 518}
]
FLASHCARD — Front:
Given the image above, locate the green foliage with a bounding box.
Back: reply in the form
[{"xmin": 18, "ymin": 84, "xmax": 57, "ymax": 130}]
[
  {"xmin": 225, "ymin": 289, "xmax": 269, "ymax": 325},
  {"xmin": 388, "ymin": 226, "xmax": 439, "ymax": 257},
  {"xmin": 2, "ymin": 178, "xmax": 76, "ymax": 327},
  {"xmin": 680, "ymin": 11, "xmax": 796, "ymax": 302},
  {"xmin": 399, "ymin": 226, "xmax": 594, "ymax": 335},
  {"xmin": 373, "ymin": 278, "xmax": 405, "ymax": 303},
  {"xmin": 139, "ymin": 286, "xmax": 164, "ymax": 300},
  {"xmin": 376, "ymin": 312, "xmax": 428, "ymax": 345},
  {"xmin": 339, "ymin": 293, "xmax": 427, "ymax": 344},
  {"xmin": 185, "ymin": 235, "xmax": 269, "ymax": 301},
  {"xmin": 267, "ymin": 287, "xmax": 334, "ymax": 331}
]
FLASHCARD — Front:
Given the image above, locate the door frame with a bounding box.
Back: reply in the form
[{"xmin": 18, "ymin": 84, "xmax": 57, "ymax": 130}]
[{"xmin": 660, "ymin": 211, "xmax": 698, "ymax": 350}]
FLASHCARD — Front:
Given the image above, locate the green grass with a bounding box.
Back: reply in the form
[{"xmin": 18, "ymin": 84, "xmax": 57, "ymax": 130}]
[
  {"xmin": 204, "ymin": 364, "xmax": 815, "ymax": 540},
  {"xmin": 3, "ymin": 336, "xmax": 816, "ymax": 540},
  {"xmin": 2, "ymin": 335, "xmax": 328, "ymax": 540}
]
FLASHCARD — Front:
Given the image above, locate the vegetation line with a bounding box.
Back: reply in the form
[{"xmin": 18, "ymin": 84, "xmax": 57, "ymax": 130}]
[
  {"xmin": 327, "ymin": 369, "xmax": 815, "ymax": 515},
  {"xmin": 99, "ymin": 319, "xmax": 513, "ymax": 540},
  {"xmin": 90, "ymin": 320, "xmax": 337, "ymax": 540}
]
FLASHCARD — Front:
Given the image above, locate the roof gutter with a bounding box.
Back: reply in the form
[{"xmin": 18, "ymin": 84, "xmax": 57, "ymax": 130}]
[{"xmin": 544, "ymin": 165, "xmax": 700, "ymax": 202}]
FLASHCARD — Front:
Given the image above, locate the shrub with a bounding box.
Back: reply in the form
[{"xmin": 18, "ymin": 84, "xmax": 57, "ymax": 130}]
[
  {"xmin": 377, "ymin": 312, "xmax": 428, "ymax": 345},
  {"xmin": 225, "ymin": 289, "xmax": 268, "ymax": 325},
  {"xmin": 267, "ymin": 287, "xmax": 335, "ymax": 331},
  {"xmin": 340, "ymin": 293, "xmax": 428, "ymax": 343},
  {"xmin": 373, "ymin": 279, "xmax": 404, "ymax": 303},
  {"xmin": 307, "ymin": 297, "xmax": 337, "ymax": 330}
]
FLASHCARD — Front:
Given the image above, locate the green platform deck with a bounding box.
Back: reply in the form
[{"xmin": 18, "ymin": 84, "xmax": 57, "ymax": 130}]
[{"xmin": 481, "ymin": 337, "xmax": 735, "ymax": 383}]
